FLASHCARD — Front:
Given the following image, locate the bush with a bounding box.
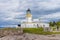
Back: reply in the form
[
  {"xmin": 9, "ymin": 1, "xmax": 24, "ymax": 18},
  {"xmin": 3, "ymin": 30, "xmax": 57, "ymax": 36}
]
[{"xmin": 23, "ymin": 28, "xmax": 52, "ymax": 35}]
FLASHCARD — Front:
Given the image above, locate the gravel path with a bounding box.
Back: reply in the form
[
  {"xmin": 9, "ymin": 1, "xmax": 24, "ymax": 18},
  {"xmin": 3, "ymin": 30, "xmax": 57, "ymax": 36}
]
[{"xmin": 0, "ymin": 33, "xmax": 60, "ymax": 40}]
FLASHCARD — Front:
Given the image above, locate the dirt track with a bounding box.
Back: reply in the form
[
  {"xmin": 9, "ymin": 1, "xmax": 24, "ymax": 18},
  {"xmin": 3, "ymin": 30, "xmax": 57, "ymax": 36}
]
[{"xmin": 0, "ymin": 33, "xmax": 60, "ymax": 40}]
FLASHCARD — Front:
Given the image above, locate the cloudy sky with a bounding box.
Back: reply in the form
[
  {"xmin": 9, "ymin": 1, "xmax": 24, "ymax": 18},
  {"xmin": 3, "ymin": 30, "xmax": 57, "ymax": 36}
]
[{"xmin": 0, "ymin": 0, "xmax": 60, "ymax": 27}]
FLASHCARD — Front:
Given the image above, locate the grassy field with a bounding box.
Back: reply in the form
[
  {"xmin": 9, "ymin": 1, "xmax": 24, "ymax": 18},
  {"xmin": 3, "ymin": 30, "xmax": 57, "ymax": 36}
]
[
  {"xmin": 23, "ymin": 28, "xmax": 52, "ymax": 35},
  {"xmin": 0, "ymin": 28, "xmax": 60, "ymax": 35},
  {"xmin": 0, "ymin": 28, "xmax": 21, "ymax": 30}
]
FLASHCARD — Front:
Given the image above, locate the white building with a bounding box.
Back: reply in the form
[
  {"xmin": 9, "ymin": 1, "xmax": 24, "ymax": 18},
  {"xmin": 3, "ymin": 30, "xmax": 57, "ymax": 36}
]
[{"xmin": 20, "ymin": 9, "xmax": 49, "ymax": 28}]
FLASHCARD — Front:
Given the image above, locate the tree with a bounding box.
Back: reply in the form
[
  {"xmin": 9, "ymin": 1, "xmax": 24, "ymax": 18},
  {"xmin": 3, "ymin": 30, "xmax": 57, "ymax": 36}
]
[
  {"xmin": 49, "ymin": 21, "xmax": 56, "ymax": 27},
  {"xmin": 49, "ymin": 22, "xmax": 53, "ymax": 26},
  {"xmin": 56, "ymin": 21, "xmax": 60, "ymax": 27}
]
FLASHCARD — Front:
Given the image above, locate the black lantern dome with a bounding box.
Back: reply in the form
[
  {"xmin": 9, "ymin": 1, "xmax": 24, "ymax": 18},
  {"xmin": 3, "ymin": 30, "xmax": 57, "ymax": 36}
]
[{"xmin": 27, "ymin": 8, "xmax": 31, "ymax": 12}]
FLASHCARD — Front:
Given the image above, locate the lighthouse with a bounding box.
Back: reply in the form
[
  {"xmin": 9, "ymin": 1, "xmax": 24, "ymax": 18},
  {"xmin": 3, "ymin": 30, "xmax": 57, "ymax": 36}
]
[
  {"xmin": 26, "ymin": 9, "xmax": 32, "ymax": 23},
  {"xmin": 20, "ymin": 9, "xmax": 49, "ymax": 28}
]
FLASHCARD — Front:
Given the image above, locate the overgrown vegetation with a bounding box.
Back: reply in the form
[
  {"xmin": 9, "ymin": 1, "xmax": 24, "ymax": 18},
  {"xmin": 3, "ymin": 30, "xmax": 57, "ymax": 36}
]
[
  {"xmin": 23, "ymin": 28, "xmax": 52, "ymax": 35},
  {"xmin": 49, "ymin": 21, "xmax": 60, "ymax": 27},
  {"xmin": 0, "ymin": 28, "xmax": 21, "ymax": 31},
  {"xmin": 49, "ymin": 21, "xmax": 60, "ymax": 31},
  {"xmin": 0, "ymin": 28, "xmax": 60, "ymax": 35}
]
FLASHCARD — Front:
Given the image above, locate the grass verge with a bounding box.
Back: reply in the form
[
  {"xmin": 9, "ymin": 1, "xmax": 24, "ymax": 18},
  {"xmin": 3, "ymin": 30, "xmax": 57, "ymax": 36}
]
[
  {"xmin": 1, "ymin": 28, "xmax": 60, "ymax": 35},
  {"xmin": 23, "ymin": 28, "xmax": 52, "ymax": 35}
]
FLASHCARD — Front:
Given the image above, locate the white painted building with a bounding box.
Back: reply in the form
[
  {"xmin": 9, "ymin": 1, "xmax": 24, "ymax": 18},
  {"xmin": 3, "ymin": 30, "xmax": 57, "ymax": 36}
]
[{"xmin": 20, "ymin": 9, "xmax": 49, "ymax": 28}]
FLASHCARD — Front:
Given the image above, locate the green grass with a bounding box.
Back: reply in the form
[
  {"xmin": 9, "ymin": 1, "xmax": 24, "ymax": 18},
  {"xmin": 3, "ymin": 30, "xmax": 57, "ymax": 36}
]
[
  {"xmin": 52, "ymin": 32, "xmax": 60, "ymax": 34},
  {"xmin": 1, "ymin": 28, "xmax": 60, "ymax": 35},
  {"xmin": 23, "ymin": 28, "xmax": 52, "ymax": 35},
  {"xmin": 0, "ymin": 28, "xmax": 21, "ymax": 31}
]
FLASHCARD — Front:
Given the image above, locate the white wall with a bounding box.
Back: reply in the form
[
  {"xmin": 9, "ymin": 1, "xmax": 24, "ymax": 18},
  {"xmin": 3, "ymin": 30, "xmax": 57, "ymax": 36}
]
[
  {"xmin": 21, "ymin": 23, "xmax": 49, "ymax": 28},
  {"xmin": 38, "ymin": 23, "xmax": 49, "ymax": 27}
]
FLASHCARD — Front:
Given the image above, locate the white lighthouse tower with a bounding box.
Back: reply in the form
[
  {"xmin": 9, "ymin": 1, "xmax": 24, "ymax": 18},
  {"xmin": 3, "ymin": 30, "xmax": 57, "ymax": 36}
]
[
  {"xmin": 26, "ymin": 9, "xmax": 32, "ymax": 23},
  {"xmin": 20, "ymin": 9, "xmax": 49, "ymax": 28}
]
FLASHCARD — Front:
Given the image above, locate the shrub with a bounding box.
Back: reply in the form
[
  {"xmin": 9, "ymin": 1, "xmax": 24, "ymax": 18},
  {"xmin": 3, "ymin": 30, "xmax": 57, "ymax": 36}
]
[{"xmin": 23, "ymin": 28, "xmax": 52, "ymax": 35}]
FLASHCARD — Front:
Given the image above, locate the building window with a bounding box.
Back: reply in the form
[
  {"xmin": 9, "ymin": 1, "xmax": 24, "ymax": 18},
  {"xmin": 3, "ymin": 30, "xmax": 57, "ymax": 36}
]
[
  {"xmin": 43, "ymin": 25, "xmax": 45, "ymax": 27},
  {"xmin": 37, "ymin": 24, "xmax": 39, "ymax": 28}
]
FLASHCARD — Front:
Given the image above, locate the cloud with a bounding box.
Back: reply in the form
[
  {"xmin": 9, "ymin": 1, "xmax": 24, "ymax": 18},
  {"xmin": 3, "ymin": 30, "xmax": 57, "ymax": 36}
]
[
  {"xmin": 37, "ymin": 0, "xmax": 60, "ymax": 10},
  {"xmin": 40, "ymin": 12, "xmax": 60, "ymax": 20},
  {"xmin": 33, "ymin": 19, "xmax": 39, "ymax": 22},
  {"xmin": 0, "ymin": 25, "xmax": 17, "ymax": 27},
  {"xmin": 0, "ymin": 0, "xmax": 60, "ymax": 27},
  {"xmin": 0, "ymin": 12, "xmax": 25, "ymax": 26},
  {"xmin": 0, "ymin": 0, "xmax": 19, "ymax": 12},
  {"xmin": 0, "ymin": 0, "xmax": 60, "ymax": 11}
]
